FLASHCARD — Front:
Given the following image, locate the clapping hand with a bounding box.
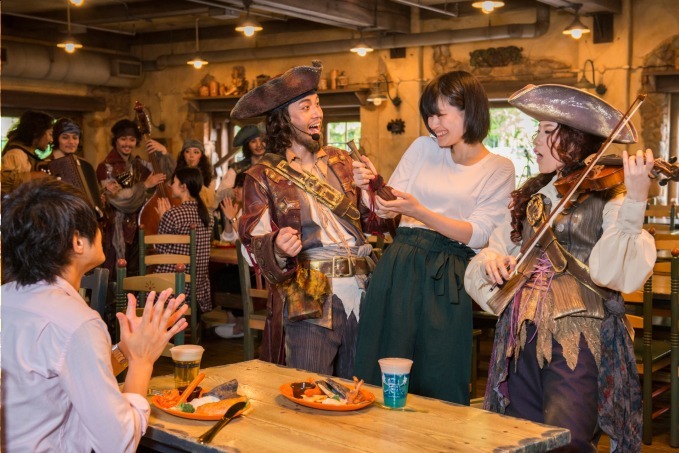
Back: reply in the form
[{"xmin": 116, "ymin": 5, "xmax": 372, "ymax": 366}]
[{"xmin": 155, "ymin": 197, "xmax": 172, "ymax": 218}]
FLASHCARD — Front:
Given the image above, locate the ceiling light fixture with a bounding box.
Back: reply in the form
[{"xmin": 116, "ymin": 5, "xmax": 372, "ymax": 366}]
[
  {"xmin": 57, "ymin": 1, "xmax": 83, "ymax": 53},
  {"xmin": 69, "ymin": 0, "xmax": 85, "ymax": 6},
  {"xmin": 471, "ymin": 1, "xmax": 505, "ymax": 14},
  {"xmin": 187, "ymin": 18, "xmax": 208, "ymax": 69},
  {"xmin": 574, "ymin": 59, "xmax": 607, "ymax": 95},
  {"xmin": 350, "ymin": 29, "xmax": 373, "ymax": 57},
  {"xmin": 235, "ymin": 0, "xmax": 263, "ymax": 37},
  {"xmin": 562, "ymin": 3, "xmax": 590, "ymax": 40}
]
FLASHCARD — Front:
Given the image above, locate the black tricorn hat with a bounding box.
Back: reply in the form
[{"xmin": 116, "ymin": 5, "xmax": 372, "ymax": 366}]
[
  {"xmin": 233, "ymin": 125, "xmax": 262, "ymax": 148},
  {"xmin": 508, "ymin": 84, "xmax": 637, "ymax": 144},
  {"xmin": 230, "ymin": 61, "xmax": 322, "ymax": 120}
]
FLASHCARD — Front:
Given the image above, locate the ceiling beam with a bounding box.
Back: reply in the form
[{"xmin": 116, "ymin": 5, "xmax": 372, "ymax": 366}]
[
  {"xmin": 536, "ymin": 0, "xmax": 622, "ymax": 14},
  {"xmin": 253, "ymin": 0, "xmax": 410, "ymax": 32}
]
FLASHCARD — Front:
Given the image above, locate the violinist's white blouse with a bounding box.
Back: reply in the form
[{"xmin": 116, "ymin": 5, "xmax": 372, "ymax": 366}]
[{"xmin": 464, "ymin": 174, "xmax": 656, "ymax": 313}]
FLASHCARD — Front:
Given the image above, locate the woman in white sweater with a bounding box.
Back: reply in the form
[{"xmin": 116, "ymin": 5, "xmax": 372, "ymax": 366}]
[{"xmin": 352, "ymin": 71, "xmax": 515, "ymax": 404}]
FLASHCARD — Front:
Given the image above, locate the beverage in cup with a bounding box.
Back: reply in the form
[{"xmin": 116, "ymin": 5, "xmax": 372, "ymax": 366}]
[
  {"xmin": 378, "ymin": 358, "xmax": 413, "ymax": 408},
  {"xmin": 169, "ymin": 345, "xmax": 204, "ymax": 389}
]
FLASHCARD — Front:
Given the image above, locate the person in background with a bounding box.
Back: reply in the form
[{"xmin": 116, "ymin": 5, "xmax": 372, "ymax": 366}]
[
  {"xmin": 45, "ymin": 118, "xmax": 103, "ymax": 218},
  {"xmin": 1, "ymin": 110, "xmax": 54, "ymax": 196},
  {"xmin": 150, "ymin": 138, "xmax": 217, "ymax": 210},
  {"xmin": 215, "ymin": 124, "xmax": 264, "ymax": 203},
  {"xmin": 1, "ymin": 178, "xmax": 188, "ymax": 452},
  {"xmin": 155, "ymin": 166, "xmax": 214, "ymax": 314},
  {"xmin": 212, "ymin": 171, "xmax": 247, "ymax": 339},
  {"xmin": 219, "ymin": 171, "xmax": 245, "ymax": 243},
  {"xmin": 352, "ymin": 71, "xmax": 515, "ymax": 405},
  {"xmin": 96, "ymin": 119, "xmax": 175, "ymax": 278},
  {"xmin": 464, "ymin": 84, "xmax": 654, "ymax": 451},
  {"xmin": 50, "ymin": 117, "xmax": 81, "ymax": 159},
  {"xmin": 233, "ymin": 62, "xmax": 381, "ymax": 378}
]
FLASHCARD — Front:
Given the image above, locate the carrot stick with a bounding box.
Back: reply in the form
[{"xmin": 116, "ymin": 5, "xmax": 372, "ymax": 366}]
[{"xmin": 178, "ymin": 372, "xmax": 205, "ymax": 405}]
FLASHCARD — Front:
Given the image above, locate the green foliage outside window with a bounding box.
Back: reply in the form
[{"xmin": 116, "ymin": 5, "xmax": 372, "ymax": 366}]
[
  {"xmin": 484, "ymin": 108, "xmax": 539, "ymax": 186},
  {"xmin": 327, "ymin": 122, "xmax": 361, "ymax": 151}
]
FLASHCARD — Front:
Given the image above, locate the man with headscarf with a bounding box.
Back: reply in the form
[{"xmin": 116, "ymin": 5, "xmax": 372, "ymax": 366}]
[
  {"xmin": 95, "ymin": 119, "xmax": 175, "ymax": 277},
  {"xmin": 43, "ymin": 118, "xmax": 104, "ymax": 217},
  {"xmin": 233, "ymin": 61, "xmax": 382, "ymax": 378}
]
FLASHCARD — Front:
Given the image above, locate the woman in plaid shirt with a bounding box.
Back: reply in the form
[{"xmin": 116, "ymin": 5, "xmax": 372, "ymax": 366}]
[{"xmin": 155, "ymin": 167, "xmax": 214, "ymax": 312}]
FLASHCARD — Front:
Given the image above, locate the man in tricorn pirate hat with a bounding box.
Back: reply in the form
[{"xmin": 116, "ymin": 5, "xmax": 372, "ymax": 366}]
[{"xmin": 232, "ymin": 61, "xmax": 383, "ymax": 378}]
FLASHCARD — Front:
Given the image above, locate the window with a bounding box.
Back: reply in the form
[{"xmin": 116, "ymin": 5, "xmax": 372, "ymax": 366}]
[
  {"xmin": 1, "ymin": 116, "xmax": 20, "ymax": 151},
  {"xmin": 326, "ymin": 121, "xmax": 361, "ymax": 151},
  {"xmin": 484, "ymin": 107, "xmax": 539, "ymax": 186}
]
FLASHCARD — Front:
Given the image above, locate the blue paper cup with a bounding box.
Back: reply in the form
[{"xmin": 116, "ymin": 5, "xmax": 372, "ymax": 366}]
[{"xmin": 378, "ymin": 358, "xmax": 413, "ymax": 408}]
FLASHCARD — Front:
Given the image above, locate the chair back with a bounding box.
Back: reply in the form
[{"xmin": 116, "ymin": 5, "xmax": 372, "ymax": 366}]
[
  {"xmin": 80, "ymin": 267, "xmax": 109, "ymax": 318},
  {"xmin": 623, "ymin": 245, "xmax": 679, "ymax": 445},
  {"xmin": 115, "ymin": 258, "xmax": 186, "ymax": 345},
  {"xmin": 644, "ymin": 203, "xmax": 676, "ymax": 225},
  {"xmin": 139, "ymin": 225, "xmax": 199, "ymax": 344},
  {"xmin": 236, "ymin": 240, "xmax": 268, "ymax": 360}
]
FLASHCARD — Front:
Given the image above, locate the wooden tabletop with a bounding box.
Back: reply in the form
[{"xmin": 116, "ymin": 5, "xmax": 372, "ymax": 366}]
[
  {"xmin": 142, "ymin": 360, "xmax": 569, "ymax": 452},
  {"xmin": 209, "ymin": 246, "xmax": 238, "ymax": 265}
]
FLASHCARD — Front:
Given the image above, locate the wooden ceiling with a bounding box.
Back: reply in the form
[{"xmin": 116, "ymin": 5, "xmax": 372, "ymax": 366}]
[{"xmin": 1, "ymin": 0, "xmax": 622, "ymax": 54}]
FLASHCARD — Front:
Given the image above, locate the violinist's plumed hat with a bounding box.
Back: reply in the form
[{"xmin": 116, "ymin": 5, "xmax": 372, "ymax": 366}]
[
  {"xmin": 230, "ymin": 61, "xmax": 322, "ymax": 120},
  {"xmin": 233, "ymin": 125, "xmax": 262, "ymax": 148},
  {"xmin": 508, "ymin": 84, "xmax": 637, "ymax": 144}
]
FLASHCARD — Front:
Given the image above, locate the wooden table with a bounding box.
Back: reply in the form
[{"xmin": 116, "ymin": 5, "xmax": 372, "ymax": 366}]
[
  {"xmin": 142, "ymin": 360, "xmax": 569, "ymax": 452},
  {"xmin": 210, "ymin": 246, "xmax": 238, "ymax": 265}
]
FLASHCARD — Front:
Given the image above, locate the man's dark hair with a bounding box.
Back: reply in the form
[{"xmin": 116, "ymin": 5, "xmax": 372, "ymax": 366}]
[
  {"xmin": 419, "ymin": 70, "xmax": 490, "ymax": 144},
  {"xmin": 3, "ymin": 110, "xmax": 54, "ymax": 151},
  {"xmin": 264, "ymin": 108, "xmax": 294, "ymax": 156},
  {"xmin": 2, "ymin": 178, "xmax": 99, "ymax": 286}
]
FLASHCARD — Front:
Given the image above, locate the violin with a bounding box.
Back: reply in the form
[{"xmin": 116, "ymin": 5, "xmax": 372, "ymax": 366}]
[
  {"xmin": 135, "ymin": 101, "xmax": 180, "ymax": 234},
  {"xmin": 554, "ymin": 153, "xmax": 679, "ymax": 197}
]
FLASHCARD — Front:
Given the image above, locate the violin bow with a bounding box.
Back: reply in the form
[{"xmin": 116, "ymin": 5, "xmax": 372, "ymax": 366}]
[{"xmin": 491, "ymin": 93, "xmax": 647, "ymax": 289}]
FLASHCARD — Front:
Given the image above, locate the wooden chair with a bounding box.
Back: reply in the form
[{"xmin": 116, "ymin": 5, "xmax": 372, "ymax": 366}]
[
  {"xmin": 623, "ymin": 246, "xmax": 679, "ymax": 445},
  {"xmin": 115, "ymin": 258, "xmax": 186, "ymax": 345},
  {"xmin": 80, "ymin": 267, "xmax": 109, "ymax": 319},
  {"xmin": 644, "ymin": 203, "xmax": 678, "ymax": 240},
  {"xmin": 235, "ymin": 240, "xmax": 267, "ymax": 361},
  {"xmin": 139, "ymin": 225, "xmax": 200, "ymax": 344}
]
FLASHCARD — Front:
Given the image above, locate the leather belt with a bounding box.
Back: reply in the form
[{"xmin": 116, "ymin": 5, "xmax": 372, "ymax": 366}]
[{"xmin": 300, "ymin": 257, "xmax": 370, "ymax": 278}]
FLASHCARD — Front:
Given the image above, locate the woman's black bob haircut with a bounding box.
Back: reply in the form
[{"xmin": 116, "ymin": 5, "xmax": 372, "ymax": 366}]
[{"xmin": 419, "ymin": 70, "xmax": 490, "ymax": 145}]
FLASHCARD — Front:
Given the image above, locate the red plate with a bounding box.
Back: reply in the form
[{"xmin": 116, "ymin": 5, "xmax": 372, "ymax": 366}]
[{"xmin": 279, "ymin": 382, "xmax": 374, "ymax": 411}]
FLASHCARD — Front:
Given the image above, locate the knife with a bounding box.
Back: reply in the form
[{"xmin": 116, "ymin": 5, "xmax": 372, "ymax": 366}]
[{"xmin": 196, "ymin": 400, "xmax": 248, "ymax": 444}]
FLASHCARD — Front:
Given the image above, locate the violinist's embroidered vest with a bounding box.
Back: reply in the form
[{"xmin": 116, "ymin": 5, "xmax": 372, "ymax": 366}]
[{"xmin": 511, "ymin": 186, "xmax": 623, "ymax": 370}]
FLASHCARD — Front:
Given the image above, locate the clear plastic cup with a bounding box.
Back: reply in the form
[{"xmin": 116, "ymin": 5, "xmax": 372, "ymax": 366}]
[
  {"xmin": 169, "ymin": 345, "xmax": 204, "ymax": 388},
  {"xmin": 378, "ymin": 358, "xmax": 413, "ymax": 408}
]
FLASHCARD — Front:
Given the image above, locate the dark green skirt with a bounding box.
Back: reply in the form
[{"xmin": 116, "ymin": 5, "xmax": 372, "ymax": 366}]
[{"xmin": 354, "ymin": 227, "xmax": 475, "ymax": 404}]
